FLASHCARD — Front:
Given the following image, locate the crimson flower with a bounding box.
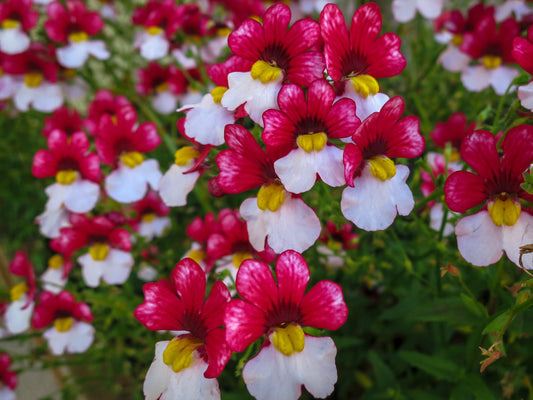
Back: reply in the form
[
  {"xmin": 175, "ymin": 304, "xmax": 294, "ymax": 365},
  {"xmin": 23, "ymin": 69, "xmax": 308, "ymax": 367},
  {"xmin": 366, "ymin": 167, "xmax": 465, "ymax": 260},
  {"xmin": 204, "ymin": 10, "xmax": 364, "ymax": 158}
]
[
  {"xmin": 9, "ymin": 251, "xmax": 36, "ymax": 308},
  {"xmin": 430, "ymin": 112, "xmax": 476, "ymax": 151},
  {"xmin": 0, "ymin": 353, "xmax": 17, "ymax": 392},
  {"xmin": 0, "ymin": 0, "xmax": 38, "ymax": 32},
  {"xmin": 32, "ymin": 290, "xmax": 93, "ymax": 329},
  {"xmin": 135, "ymin": 62, "xmax": 187, "ymax": 96},
  {"xmin": 2, "ymin": 42, "xmax": 58, "ymax": 82},
  {"xmin": 132, "ymin": 0, "xmax": 181, "ymax": 39},
  {"xmin": 42, "ymin": 106, "xmax": 84, "ymax": 138},
  {"xmin": 85, "ymin": 89, "xmax": 132, "ymax": 135},
  {"xmin": 512, "ymin": 25, "xmax": 533, "ymax": 110},
  {"xmin": 45, "ymin": 0, "xmax": 104, "ymax": 44}
]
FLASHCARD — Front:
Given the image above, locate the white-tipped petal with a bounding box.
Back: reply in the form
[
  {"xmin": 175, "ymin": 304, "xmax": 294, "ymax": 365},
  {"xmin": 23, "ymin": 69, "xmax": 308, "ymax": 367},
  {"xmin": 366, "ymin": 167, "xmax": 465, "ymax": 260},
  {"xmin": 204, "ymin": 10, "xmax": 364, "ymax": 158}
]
[
  {"xmin": 392, "ymin": 0, "xmax": 417, "ymax": 22},
  {"xmin": 66, "ymin": 321, "xmax": 95, "ymax": 353},
  {"xmin": 5, "ymin": 297, "xmax": 34, "ymax": 334},
  {"xmin": 64, "ymin": 179, "xmax": 100, "ymax": 213},
  {"xmin": 78, "ymin": 252, "xmax": 104, "ymax": 287},
  {"xmin": 461, "ymin": 65, "xmax": 491, "ymax": 93},
  {"xmin": 41, "ymin": 267, "xmax": 67, "ymax": 294},
  {"xmin": 490, "ymin": 66, "xmax": 519, "ymax": 95},
  {"xmin": 101, "ymin": 249, "xmax": 134, "ymax": 285},
  {"xmin": 152, "ymin": 91, "xmax": 178, "ymax": 114},
  {"xmin": 518, "ymin": 82, "xmax": 533, "ymax": 111},
  {"xmin": 43, "ymin": 326, "xmax": 70, "ymax": 355},
  {"xmin": 57, "ymin": 42, "xmax": 90, "ymax": 69},
  {"xmin": 158, "ymin": 164, "xmax": 200, "ymax": 207},
  {"xmin": 0, "ymin": 28, "xmax": 30, "ymax": 54},
  {"xmin": 438, "ymin": 45, "xmax": 471, "ymax": 73},
  {"xmin": 416, "ymin": 0, "xmax": 443, "ymax": 19}
]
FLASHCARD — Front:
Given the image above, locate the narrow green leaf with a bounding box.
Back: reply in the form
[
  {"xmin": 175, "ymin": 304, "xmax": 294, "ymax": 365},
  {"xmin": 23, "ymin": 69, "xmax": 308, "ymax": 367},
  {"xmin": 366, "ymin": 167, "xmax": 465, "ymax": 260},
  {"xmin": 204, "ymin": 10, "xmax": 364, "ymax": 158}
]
[
  {"xmin": 460, "ymin": 293, "xmax": 488, "ymax": 319},
  {"xmin": 397, "ymin": 350, "xmax": 462, "ymax": 382},
  {"xmin": 368, "ymin": 351, "xmax": 397, "ymax": 389},
  {"xmin": 482, "ymin": 310, "xmax": 513, "ymax": 335}
]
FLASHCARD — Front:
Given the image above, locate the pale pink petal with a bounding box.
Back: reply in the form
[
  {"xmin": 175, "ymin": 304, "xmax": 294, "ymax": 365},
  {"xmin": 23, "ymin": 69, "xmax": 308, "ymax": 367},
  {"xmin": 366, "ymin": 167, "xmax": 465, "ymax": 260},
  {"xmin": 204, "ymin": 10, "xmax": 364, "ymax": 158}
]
[
  {"xmin": 392, "ymin": 0, "xmax": 417, "ymax": 22},
  {"xmin": 158, "ymin": 164, "xmax": 200, "ymax": 207},
  {"xmin": 101, "ymin": 249, "xmax": 134, "ymax": 285},
  {"xmin": 502, "ymin": 212, "xmax": 533, "ymax": 268},
  {"xmin": 461, "ymin": 65, "xmax": 491, "ymax": 93},
  {"xmin": 518, "ymin": 82, "xmax": 533, "ymax": 111},
  {"xmin": 490, "ymin": 66, "xmax": 519, "ymax": 95}
]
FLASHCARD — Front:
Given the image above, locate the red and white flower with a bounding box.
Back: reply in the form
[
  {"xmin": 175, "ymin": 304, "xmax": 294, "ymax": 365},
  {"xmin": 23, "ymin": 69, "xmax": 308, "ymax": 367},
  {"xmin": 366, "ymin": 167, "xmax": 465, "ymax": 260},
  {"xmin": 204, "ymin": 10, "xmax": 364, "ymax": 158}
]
[
  {"xmin": 512, "ymin": 24, "xmax": 533, "ymax": 111},
  {"xmin": 41, "ymin": 254, "xmax": 73, "ymax": 294},
  {"xmin": 392, "ymin": 0, "xmax": 444, "ymax": 23},
  {"xmin": 221, "ymin": 3, "xmax": 324, "ymax": 126},
  {"xmin": 45, "ymin": 0, "xmax": 109, "ymax": 69},
  {"xmin": 317, "ymin": 221, "xmax": 359, "ymax": 269},
  {"xmin": 216, "ymin": 124, "xmax": 321, "ymax": 253},
  {"xmin": 5, "ymin": 252, "xmax": 36, "ymax": 335},
  {"xmin": 444, "ymin": 126, "xmax": 533, "ymax": 268},
  {"xmin": 320, "ymin": 3, "xmax": 406, "ymax": 121},
  {"xmin": 342, "ymin": 96, "xmax": 425, "ymax": 231},
  {"xmin": 0, "ymin": 0, "xmax": 38, "ymax": 54},
  {"xmin": 130, "ymin": 191, "xmax": 171, "ymax": 241},
  {"xmin": 85, "ymin": 89, "xmax": 132, "ymax": 134},
  {"xmin": 42, "ymin": 105, "xmax": 84, "ymax": 138},
  {"xmin": 32, "ymin": 291, "xmax": 94, "ymax": 355},
  {"xmin": 0, "ymin": 353, "xmax": 17, "ymax": 400},
  {"xmin": 224, "ymin": 250, "xmax": 348, "ymax": 400},
  {"xmin": 134, "ymin": 258, "xmax": 232, "ymax": 400},
  {"xmin": 95, "ymin": 105, "xmax": 162, "ymax": 203},
  {"xmin": 262, "ymin": 79, "xmax": 360, "ymax": 193}
]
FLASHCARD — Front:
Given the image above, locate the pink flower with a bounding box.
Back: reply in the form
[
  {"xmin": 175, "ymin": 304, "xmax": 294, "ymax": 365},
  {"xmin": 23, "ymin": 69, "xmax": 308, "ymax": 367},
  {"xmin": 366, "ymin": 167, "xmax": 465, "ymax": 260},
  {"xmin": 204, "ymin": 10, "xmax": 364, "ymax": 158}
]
[
  {"xmin": 430, "ymin": 112, "xmax": 476, "ymax": 151},
  {"xmin": 129, "ymin": 191, "xmax": 171, "ymax": 241},
  {"xmin": 0, "ymin": 0, "xmax": 38, "ymax": 54},
  {"xmin": 132, "ymin": 0, "xmax": 181, "ymax": 39},
  {"xmin": 5, "ymin": 252, "xmax": 36, "ymax": 334},
  {"xmin": 512, "ymin": 25, "xmax": 533, "ymax": 110},
  {"xmin": 85, "ymin": 89, "xmax": 132, "ymax": 135},
  {"xmin": 45, "ymin": 0, "xmax": 104, "ymax": 44},
  {"xmin": 224, "ymin": 250, "xmax": 348, "ymax": 400},
  {"xmin": 42, "ymin": 106, "xmax": 84, "ymax": 138},
  {"xmin": 0, "ymin": 353, "xmax": 17, "ymax": 393}
]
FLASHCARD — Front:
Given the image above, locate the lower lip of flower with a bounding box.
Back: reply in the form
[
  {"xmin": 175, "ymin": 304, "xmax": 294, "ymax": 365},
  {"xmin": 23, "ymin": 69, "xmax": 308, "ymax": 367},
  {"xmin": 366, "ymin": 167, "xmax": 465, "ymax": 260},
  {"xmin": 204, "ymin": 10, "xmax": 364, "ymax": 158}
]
[
  {"xmin": 163, "ymin": 336, "xmax": 203, "ymax": 373},
  {"xmin": 257, "ymin": 183, "xmax": 285, "ymax": 212},
  {"xmin": 269, "ymin": 323, "xmax": 305, "ymax": 356}
]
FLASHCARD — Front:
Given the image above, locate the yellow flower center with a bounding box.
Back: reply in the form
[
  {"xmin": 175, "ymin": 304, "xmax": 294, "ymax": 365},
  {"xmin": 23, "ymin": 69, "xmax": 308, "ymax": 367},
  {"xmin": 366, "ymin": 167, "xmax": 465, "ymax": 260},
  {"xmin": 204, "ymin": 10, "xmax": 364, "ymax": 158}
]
[
  {"xmin": 211, "ymin": 86, "xmax": 227, "ymax": 104},
  {"xmin": 449, "ymin": 150, "xmax": 460, "ymax": 163},
  {"xmin": 68, "ymin": 32, "xmax": 88, "ymax": 43},
  {"xmin": 89, "ymin": 243, "xmax": 109, "ymax": 261},
  {"xmin": 54, "ymin": 317, "xmax": 73, "ymax": 332},
  {"xmin": 232, "ymin": 252, "xmax": 252, "ymax": 268},
  {"xmin": 482, "ymin": 55, "xmax": 502, "ymax": 69},
  {"xmin": 1, "ymin": 19, "xmax": 19, "ymax": 29},
  {"xmin": 251, "ymin": 60, "xmax": 282, "ymax": 84},
  {"xmin": 488, "ymin": 195, "xmax": 521, "ymax": 226},
  {"xmin": 156, "ymin": 82, "xmax": 169, "ymax": 93},
  {"xmin": 257, "ymin": 183, "xmax": 285, "ymax": 212},
  {"xmin": 24, "ymin": 72, "xmax": 43, "ymax": 88},
  {"xmin": 187, "ymin": 249, "xmax": 207, "ymax": 263},
  {"xmin": 141, "ymin": 213, "xmax": 156, "ymax": 222},
  {"xmin": 146, "ymin": 26, "xmax": 163, "ymax": 35},
  {"xmin": 368, "ymin": 156, "xmax": 396, "ymax": 181},
  {"xmin": 451, "ymin": 34, "xmax": 463, "ymax": 46},
  {"xmin": 174, "ymin": 147, "xmax": 200, "ymax": 166},
  {"xmin": 56, "ymin": 170, "xmax": 77, "ymax": 185},
  {"xmin": 270, "ymin": 324, "xmax": 305, "ymax": 356},
  {"xmin": 163, "ymin": 336, "xmax": 203, "ymax": 373},
  {"xmin": 10, "ymin": 282, "xmax": 28, "ymax": 302},
  {"xmin": 63, "ymin": 68, "xmax": 77, "ymax": 79},
  {"xmin": 48, "ymin": 254, "xmax": 64, "ymax": 270},
  {"xmin": 121, "ymin": 151, "xmax": 144, "ymax": 168},
  {"xmin": 297, "ymin": 132, "xmax": 327, "ymax": 153},
  {"xmin": 350, "ymin": 75, "xmax": 379, "ymax": 98},
  {"xmin": 216, "ymin": 27, "xmax": 232, "ymax": 37}
]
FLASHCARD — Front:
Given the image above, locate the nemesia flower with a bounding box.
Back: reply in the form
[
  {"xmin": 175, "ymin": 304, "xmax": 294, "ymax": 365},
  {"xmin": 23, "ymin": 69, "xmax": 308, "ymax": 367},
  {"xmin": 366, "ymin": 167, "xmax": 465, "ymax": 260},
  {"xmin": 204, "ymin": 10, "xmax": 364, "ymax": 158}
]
[
  {"xmin": 95, "ymin": 105, "xmax": 162, "ymax": 203},
  {"xmin": 132, "ymin": 0, "xmax": 181, "ymax": 60},
  {"xmin": 134, "ymin": 258, "xmax": 232, "ymax": 400},
  {"xmin": 495, "ymin": 0, "xmax": 533, "ymax": 22},
  {"xmin": 0, "ymin": 54, "xmax": 17, "ymax": 101},
  {"xmin": 135, "ymin": 62, "xmax": 187, "ymax": 114},
  {"xmin": 32, "ymin": 291, "xmax": 94, "ymax": 355},
  {"xmin": 224, "ymin": 250, "xmax": 348, "ymax": 400},
  {"xmin": 42, "ymin": 105, "xmax": 84, "ymax": 138},
  {"xmin": 430, "ymin": 111, "xmax": 476, "ymax": 151},
  {"xmin": 40, "ymin": 254, "xmax": 72, "ymax": 294},
  {"xmin": 2, "ymin": 43, "xmax": 63, "ymax": 112},
  {"xmin": 179, "ymin": 56, "xmax": 249, "ymax": 146},
  {"xmin": 130, "ymin": 191, "xmax": 171, "ymax": 241},
  {"xmin": 221, "ymin": 3, "xmax": 324, "ymax": 126},
  {"xmin": 51, "ymin": 214, "xmax": 134, "ymax": 287},
  {"xmin": 392, "ymin": 0, "xmax": 444, "ymax": 23},
  {"xmin": 317, "ymin": 221, "xmax": 359, "ymax": 269},
  {"xmin": 98, "ymin": 0, "xmax": 117, "ymax": 20},
  {"xmin": 341, "ymin": 96, "xmax": 425, "ymax": 231},
  {"xmin": 262, "ymin": 79, "xmax": 360, "ymax": 193},
  {"xmin": 209, "ymin": 0, "xmax": 265, "ymax": 28},
  {"xmin": 216, "ymin": 124, "xmax": 321, "ymax": 253},
  {"xmin": 0, "ymin": 0, "xmax": 38, "ymax": 54},
  {"xmin": 460, "ymin": 14, "xmax": 520, "ymax": 95},
  {"xmin": 137, "ymin": 245, "xmax": 160, "ymax": 282},
  {"xmin": 45, "ymin": 0, "xmax": 109, "ymax": 69},
  {"xmin": 182, "ymin": 211, "xmax": 224, "ymax": 273},
  {"xmin": 32, "ymin": 130, "xmax": 101, "ymax": 215},
  {"xmin": 85, "ymin": 89, "xmax": 132, "ymax": 134},
  {"xmin": 0, "ymin": 353, "xmax": 17, "ymax": 400},
  {"xmin": 512, "ymin": 25, "xmax": 533, "ymax": 111},
  {"xmin": 320, "ymin": 3, "xmax": 406, "ymax": 121},
  {"xmin": 444, "ymin": 126, "xmax": 533, "ymax": 268},
  {"xmin": 5, "ymin": 252, "xmax": 36, "ymax": 334}
]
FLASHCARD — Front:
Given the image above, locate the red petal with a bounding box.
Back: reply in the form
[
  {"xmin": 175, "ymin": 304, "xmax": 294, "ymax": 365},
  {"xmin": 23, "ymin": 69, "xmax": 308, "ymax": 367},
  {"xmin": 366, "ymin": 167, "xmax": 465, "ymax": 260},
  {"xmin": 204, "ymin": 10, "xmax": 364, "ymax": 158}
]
[
  {"xmin": 365, "ymin": 32, "xmax": 406, "ymax": 78},
  {"xmin": 307, "ymin": 80, "xmax": 335, "ymax": 122},
  {"xmin": 324, "ymin": 97, "xmax": 359, "ymax": 139},
  {"xmin": 284, "ymin": 18, "xmax": 320, "ymax": 56},
  {"xmin": 263, "ymin": 3, "xmax": 291, "ymax": 45},
  {"xmin": 501, "ymin": 125, "xmax": 533, "ymax": 178},
  {"xmin": 224, "ymin": 299, "xmax": 267, "ymax": 352},
  {"xmin": 460, "ymin": 130, "xmax": 499, "ymax": 179},
  {"xmin": 228, "ymin": 19, "xmax": 264, "ymax": 61},
  {"xmin": 444, "ymin": 171, "xmax": 487, "ymax": 212},
  {"xmin": 204, "ymin": 327, "xmax": 232, "ymax": 378},
  {"xmin": 73, "ymin": 301, "xmax": 93, "ymax": 323},
  {"xmin": 69, "ymin": 131, "xmax": 90, "ymax": 158},
  {"xmin": 343, "ymin": 143, "xmax": 362, "ymax": 187},
  {"xmin": 235, "ymin": 259, "xmax": 278, "ymax": 313},
  {"xmin": 79, "ymin": 153, "xmax": 101, "ymax": 182},
  {"xmin": 171, "ymin": 258, "xmax": 206, "ymax": 316},
  {"xmin": 320, "ymin": 4, "xmax": 351, "ymax": 82},
  {"xmin": 275, "ymin": 251, "xmax": 309, "ymax": 309},
  {"xmin": 134, "ymin": 282, "xmax": 184, "ymax": 331},
  {"xmin": 132, "ymin": 122, "xmax": 161, "ymax": 153},
  {"xmin": 512, "ymin": 36, "xmax": 533, "ymax": 75},
  {"xmin": 386, "ymin": 115, "xmax": 425, "ymax": 158},
  {"xmin": 202, "ymin": 281, "xmax": 231, "ymax": 332},
  {"xmin": 300, "ymin": 281, "xmax": 348, "ymax": 330},
  {"xmin": 350, "ymin": 3, "xmax": 382, "ymax": 56},
  {"xmin": 32, "ymin": 150, "xmax": 57, "ymax": 178},
  {"xmin": 109, "ymin": 228, "xmax": 131, "ymax": 251}
]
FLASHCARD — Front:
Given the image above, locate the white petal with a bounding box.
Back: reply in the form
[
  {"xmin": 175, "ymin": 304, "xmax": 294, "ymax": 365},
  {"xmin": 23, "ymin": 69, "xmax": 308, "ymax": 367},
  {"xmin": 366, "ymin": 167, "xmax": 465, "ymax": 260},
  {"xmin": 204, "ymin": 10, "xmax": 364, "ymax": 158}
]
[
  {"xmin": 158, "ymin": 164, "xmax": 200, "ymax": 207},
  {"xmin": 221, "ymin": 72, "xmax": 281, "ymax": 126},
  {"xmin": 461, "ymin": 65, "xmax": 491, "ymax": 93},
  {"xmin": 105, "ymin": 164, "xmax": 148, "ymax": 203},
  {"xmin": 392, "ymin": 0, "xmax": 417, "ymax": 22},
  {"xmin": 243, "ymin": 336, "xmax": 337, "ymax": 400},
  {"xmin": 101, "ymin": 249, "xmax": 134, "ymax": 285},
  {"xmin": 41, "ymin": 267, "xmax": 67, "ymax": 294},
  {"xmin": 0, "ymin": 387, "xmax": 16, "ymax": 400},
  {"xmin": 78, "ymin": 253, "xmax": 104, "ymax": 287},
  {"xmin": 5, "ymin": 298, "xmax": 34, "ymax": 334},
  {"xmin": 57, "ymin": 42, "xmax": 89, "ymax": 69},
  {"xmin": 144, "ymin": 341, "xmax": 172, "ymax": 400},
  {"xmin": 172, "ymin": 47, "xmax": 199, "ymax": 69},
  {"xmin": 438, "ymin": 45, "xmax": 471, "ymax": 73},
  {"xmin": 66, "ymin": 321, "xmax": 95, "ymax": 353},
  {"xmin": 36, "ymin": 206, "xmax": 71, "ymax": 239},
  {"xmin": 43, "ymin": 327, "xmax": 69, "ymax": 355},
  {"xmin": 495, "ymin": 1, "xmax": 533, "ymax": 22},
  {"xmin": 490, "ymin": 66, "xmax": 519, "ymax": 95},
  {"xmin": 152, "ymin": 91, "xmax": 178, "ymax": 114},
  {"xmin": 502, "ymin": 212, "xmax": 533, "ymax": 268},
  {"xmin": 455, "ymin": 211, "xmax": 503, "ymax": 267},
  {"xmin": 137, "ymin": 264, "xmax": 158, "ymax": 282},
  {"xmin": 274, "ymin": 148, "xmax": 318, "ymax": 194},
  {"xmin": 314, "ymin": 145, "xmax": 346, "ymax": 188},
  {"xmin": 86, "ymin": 40, "xmax": 110, "ymax": 60},
  {"xmin": 13, "ymin": 85, "xmax": 34, "ymax": 111},
  {"xmin": 32, "ymin": 83, "xmax": 63, "ymax": 112},
  {"xmin": 341, "ymin": 164, "xmax": 414, "ymax": 231},
  {"xmin": 416, "ymin": 0, "xmax": 443, "ymax": 19},
  {"xmin": 0, "ymin": 28, "xmax": 30, "ymax": 54},
  {"xmin": 43, "ymin": 183, "xmax": 69, "ymax": 211},
  {"xmin": 0, "ymin": 75, "xmax": 17, "ymax": 100},
  {"xmin": 429, "ymin": 203, "xmax": 455, "ymax": 237},
  {"xmin": 138, "ymin": 217, "xmax": 171, "ymax": 240},
  {"xmin": 138, "ymin": 33, "xmax": 169, "ymax": 60},
  {"xmin": 518, "ymin": 82, "xmax": 533, "ymax": 111},
  {"xmin": 141, "ymin": 159, "xmax": 163, "ymax": 190},
  {"xmin": 182, "ymin": 94, "xmax": 234, "ymax": 146},
  {"xmin": 64, "ymin": 179, "xmax": 100, "ymax": 213},
  {"xmin": 339, "ymin": 85, "xmax": 388, "ymax": 122}
]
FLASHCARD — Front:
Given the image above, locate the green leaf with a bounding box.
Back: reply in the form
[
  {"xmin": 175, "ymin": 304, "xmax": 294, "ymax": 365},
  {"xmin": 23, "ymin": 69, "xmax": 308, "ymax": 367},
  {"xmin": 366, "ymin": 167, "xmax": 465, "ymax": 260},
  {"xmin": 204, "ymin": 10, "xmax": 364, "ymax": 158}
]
[
  {"xmin": 460, "ymin": 293, "xmax": 488, "ymax": 319},
  {"xmin": 397, "ymin": 350, "xmax": 463, "ymax": 382},
  {"xmin": 482, "ymin": 310, "xmax": 513, "ymax": 335},
  {"xmin": 368, "ymin": 351, "xmax": 397, "ymax": 389},
  {"xmin": 460, "ymin": 373, "xmax": 498, "ymax": 400}
]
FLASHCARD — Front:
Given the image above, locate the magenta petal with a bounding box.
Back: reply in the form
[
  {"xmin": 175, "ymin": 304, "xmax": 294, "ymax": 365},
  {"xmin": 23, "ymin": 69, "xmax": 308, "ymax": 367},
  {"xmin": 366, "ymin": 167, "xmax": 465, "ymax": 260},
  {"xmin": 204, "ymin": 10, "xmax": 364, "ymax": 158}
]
[
  {"xmin": 171, "ymin": 258, "xmax": 206, "ymax": 316},
  {"xmin": 262, "ymin": 109, "xmax": 296, "ymax": 156},
  {"xmin": 80, "ymin": 153, "xmax": 101, "ymax": 182},
  {"xmin": 56, "ymin": 290, "xmax": 76, "ymax": 312},
  {"xmin": 235, "ymin": 260, "xmax": 278, "ymax": 313},
  {"xmin": 47, "ymin": 129, "xmax": 69, "ymax": 155},
  {"xmin": 275, "ymin": 251, "xmax": 309, "ymax": 309},
  {"xmin": 109, "ymin": 228, "xmax": 131, "ymax": 251},
  {"xmin": 287, "ymin": 51, "xmax": 325, "ymax": 86},
  {"xmin": 204, "ymin": 327, "xmax": 232, "ymax": 378},
  {"xmin": 284, "ymin": 18, "xmax": 320, "ymax": 56},
  {"xmin": 276, "ymin": 84, "xmax": 307, "ymax": 124},
  {"xmin": 320, "ymin": 4, "xmax": 351, "ymax": 82},
  {"xmin": 216, "ymin": 151, "xmax": 267, "ymax": 193},
  {"xmin": 306, "ymin": 80, "xmax": 335, "ymax": 122},
  {"xmin": 325, "ymin": 97, "xmax": 359, "ymax": 139},
  {"xmin": 69, "ymin": 131, "xmax": 90, "ymax": 157},
  {"xmin": 134, "ymin": 282, "xmax": 184, "ymax": 331},
  {"xmin": 386, "ymin": 116, "xmax": 424, "ymax": 158},
  {"xmin": 228, "ymin": 19, "xmax": 264, "ymax": 61},
  {"xmin": 460, "ymin": 130, "xmax": 499, "ymax": 179},
  {"xmin": 343, "ymin": 143, "xmax": 363, "ymax": 187},
  {"xmin": 350, "ymin": 3, "xmax": 381, "ymax": 52},
  {"xmin": 501, "ymin": 125, "xmax": 533, "ymax": 178},
  {"xmin": 133, "ymin": 122, "xmax": 161, "ymax": 153},
  {"xmin": 202, "ymin": 281, "xmax": 231, "ymax": 332},
  {"xmin": 512, "ymin": 36, "xmax": 533, "ymax": 75},
  {"xmin": 300, "ymin": 281, "xmax": 348, "ymax": 330},
  {"xmin": 32, "ymin": 150, "xmax": 57, "ymax": 178},
  {"xmin": 263, "ymin": 3, "xmax": 291, "ymax": 44},
  {"xmin": 444, "ymin": 171, "xmax": 487, "ymax": 213},
  {"xmin": 365, "ymin": 32, "xmax": 406, "ymax": 78},
  {"xmin": 73, "ymin": 302, "xmax": 93, "ymax": 323},
  {"xmin": 224, "ymin": 299, "xmax": 267, "ymax": 352}
]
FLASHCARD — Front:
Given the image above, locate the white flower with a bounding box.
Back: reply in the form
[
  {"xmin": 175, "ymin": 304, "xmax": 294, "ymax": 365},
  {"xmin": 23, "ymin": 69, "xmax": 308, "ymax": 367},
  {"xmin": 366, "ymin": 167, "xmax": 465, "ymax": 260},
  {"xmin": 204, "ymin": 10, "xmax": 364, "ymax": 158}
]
[
  {"xmin": 151, "ymin": 90, "xmax": 178, "ymax": 114},
  {"xmin": 44, "ymin": 179, "xmax": 100, "ymax": 214},
  {"xmin": 43, "ymin": 321, "xmax": 95, "ymax": 355},
  {"xmin": 495, "ymin": 1, "xmax": 533, "ymax": 22},
  {"xmin": 242, "ymin": 336, "xmax": 338, "ymax": 400},
  {"xmin": 0, "ymin": 387, "xmax": 16, "ymax": 400},
  {"xmin": 77, "ymin": 248, "xmax": 134, "ymax": 287},
  {"xmin": 5, "ymin": 296, "xmax": 34, "ymax": 335},
  {"xmin": 461, "ymin": 64, "xmax": 519, "ymax": 95},
  {"xmin": 105, "ymin": 159, "xmax": 162, "ymax": 204},
  {"xmin": 137, "ymin": 264, "xmax": 158, "ymax": 282},
  {"xmin": 138, "ymin": 216, "xmax": 171, "ymax": 241},
  {"xmin": 41, "ymin": 267, "xmax": 67, "ymax": 294},
  {"xmin": 341, "ymin": 164, "xmax": 414, "ymax": 231},
  {"xmin": 339, "ymin": 83, "xmax": 389, "ymax": 122},
  {"xmin": 438, "ymin": 45, "xmax": 471, "ymax": 73}
]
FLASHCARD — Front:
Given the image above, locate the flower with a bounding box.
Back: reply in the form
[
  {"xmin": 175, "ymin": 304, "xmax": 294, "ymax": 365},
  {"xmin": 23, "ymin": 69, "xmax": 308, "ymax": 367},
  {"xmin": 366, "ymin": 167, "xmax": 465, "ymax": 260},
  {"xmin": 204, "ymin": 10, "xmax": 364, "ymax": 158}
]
[
  {"xmin": 32, "ymin": 291, "xmax": 94, "ymax": 355},
  {"xmin": 95, "ymin": 105, "xmax": 162, "ymax": 203},
  {"xmin": 512, "ymin": 24, "xmax": 533, "ymax": 111},
  {"xmin": 0, "ymin": 353, "xmax": 17, "ymax": 400},
  {"xmin": 85, "ymin": 89, "xmax": 132, "ymax": 134},
  {"xmin": 130, "ymin": 191, "xmax": 171, "ymax": 241},
  {"xmin": 392, "ymin": 0, "xmax": 444, "ymax": 23},
  {"xmin": 262, "ymin": 79, "xmax": 360, "ymax": 193},
  {"xmin": 5, "ymin": 252, "xmax": 36, "ymax": 334},
  {"xmin": 430, "ymin": 112, "xmax": 476, "ymax": 151},
  {"xmin": 42, "ymin": 105, "xmax": 84, "ymax": 138},
  {"xmin": 444, "ymin": 126, "xmax": 533, "ymax": 268},
  {"xmin": 317, "ymin": 221, "xmax": 359, "ymax": 269},
  {"xmin": 134, "ymin": 258, "xmax": 232, "ymax": 400},
  {"xmin": 0, "ymin": 0, "xmax": 38, "ymax": 54},
  {"xmin": 342, "ymin": 96, "xmax": 425, "ymax": 231},
  {"xmin": 221, "ymin": 3, "xmax": 323, "ymax": 126},
  {"xmin": 45, "ymin": 0, "xmax": 109, "ymax": 69},
  {"xmin": 40, "ymin": 254, "xmax": 72, "ymax": 294},
  {"xmin": 224, "ymin": 250, "xmax": 348, "ymax": 400},
  {"xmin": 319, "ymin": 3, "xmax": 405, "ymax": 121}
]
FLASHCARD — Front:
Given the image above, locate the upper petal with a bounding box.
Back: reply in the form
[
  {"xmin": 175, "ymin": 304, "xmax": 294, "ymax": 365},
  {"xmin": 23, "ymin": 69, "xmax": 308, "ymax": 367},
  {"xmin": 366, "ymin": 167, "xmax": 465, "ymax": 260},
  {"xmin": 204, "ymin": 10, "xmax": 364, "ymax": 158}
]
[
  {"xmin": 275, "ymin": 251, "xmax": 309, "ymax": 309},
  {"xmin": 171, "ymin": 258, "xmax": 206, "ymax": 317},
  {"xmin": 300, "ymin": 281, "xmax": 348, "ymax": 330},
  {"xmin": 235, "ymin": 259, "xmax": 278, "ymax": 313}
]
